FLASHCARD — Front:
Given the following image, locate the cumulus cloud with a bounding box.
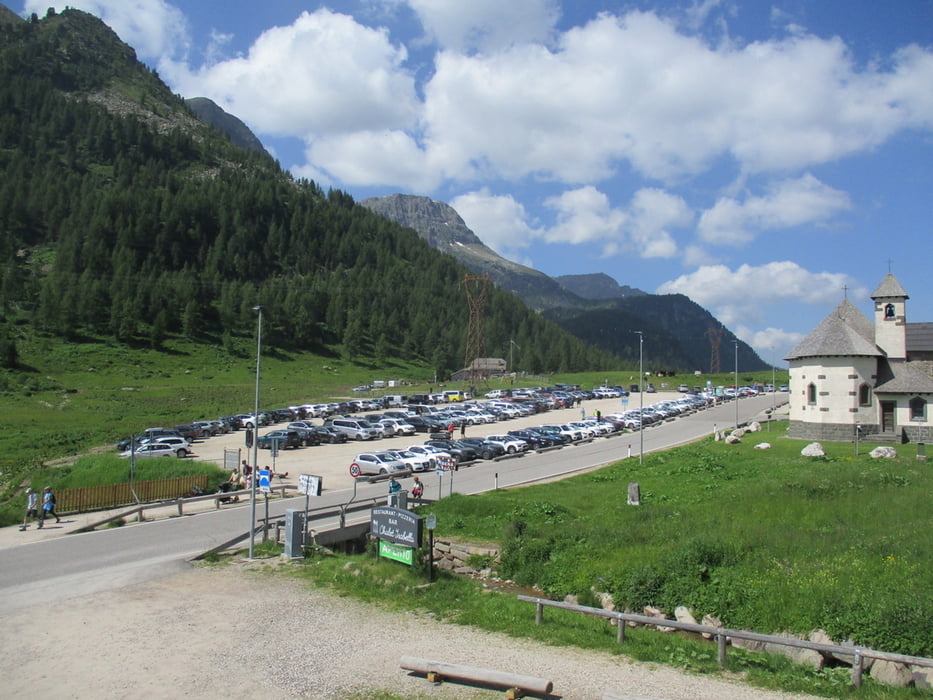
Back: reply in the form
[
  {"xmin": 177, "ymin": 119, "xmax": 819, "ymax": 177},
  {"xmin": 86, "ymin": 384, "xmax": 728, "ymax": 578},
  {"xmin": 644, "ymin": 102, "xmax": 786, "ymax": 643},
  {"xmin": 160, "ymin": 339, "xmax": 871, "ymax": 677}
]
[
  {"xmin": 698, "ymin": 174, "xmax": 851, "ymax": 245},
  {"xmin": 405, "ymin": 0, "xmax": 560, "ymax": 52},
  {"xmin": 450, "ymin": 189, "xmax": 542, "ymax": 264},
  {"xmin": 27, "ymin": 0, "xmax": 189, "ymax": 59},
  {"xmin": 417, "ymin": 11, "xmax": 933, "ymax": 187},
  {"xmin": 657, "ymin": 261, "xmax": 865, "ymax": 327},
  {"xmin": 162, "ymin": 9, "xmax": 417, "ymax": 139},
  {"xmin": 736, "ymin": 325, "xmax": 805, "ymax": 363},
  {"xmin": 542, "ymin": 186, "xmax": 688, "ymax": 259}
]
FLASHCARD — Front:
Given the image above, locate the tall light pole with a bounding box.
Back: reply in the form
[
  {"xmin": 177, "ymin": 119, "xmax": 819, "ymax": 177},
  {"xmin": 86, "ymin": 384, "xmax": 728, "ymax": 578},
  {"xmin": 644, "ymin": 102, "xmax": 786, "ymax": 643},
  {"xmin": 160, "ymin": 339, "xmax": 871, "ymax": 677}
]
[
  {"xmin": 635, "ymin": 331, "xmax": 644, "ymax": 464},
  {"xmin": 770, "ymin": 346, "xmax": 776, "ymax": 432},
  {"xmin": 733, "ymin": 339, "xmax": 739, "ymax": 430},
  {"xmin": 248, "ymin": 305, "xmax": 262, "ymax": 559}
]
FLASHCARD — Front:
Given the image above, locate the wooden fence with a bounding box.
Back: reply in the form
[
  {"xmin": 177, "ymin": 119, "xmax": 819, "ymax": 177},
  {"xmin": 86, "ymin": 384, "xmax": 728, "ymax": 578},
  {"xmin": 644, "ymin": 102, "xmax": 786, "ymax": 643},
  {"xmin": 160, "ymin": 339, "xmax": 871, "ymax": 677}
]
[
  {"xmin": 518, "ymin": 595, "xmax": 933, "ymax": 688},
  {"xmin": 57, "ymin": 475, "xmax": 208, "ymax": 513}
]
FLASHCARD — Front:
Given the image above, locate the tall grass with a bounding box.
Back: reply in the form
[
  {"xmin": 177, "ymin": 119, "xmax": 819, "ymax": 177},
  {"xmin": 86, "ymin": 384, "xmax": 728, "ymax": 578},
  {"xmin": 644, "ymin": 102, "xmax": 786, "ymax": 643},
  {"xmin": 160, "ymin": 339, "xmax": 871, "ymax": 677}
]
[{"xmin": 419, "ymin": 429, "xmax": 932, "ymax": 658}]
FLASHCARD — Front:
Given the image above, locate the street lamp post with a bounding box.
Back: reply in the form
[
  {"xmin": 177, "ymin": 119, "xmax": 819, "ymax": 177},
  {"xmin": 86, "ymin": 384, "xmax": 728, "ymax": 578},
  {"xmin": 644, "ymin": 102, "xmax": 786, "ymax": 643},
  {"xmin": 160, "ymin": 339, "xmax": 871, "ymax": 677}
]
[
  {"xmin": 770, "ymin": 347, "xmax": 776, "ymax": 432},
  {"xmin": 248, "ymin": 305, "xmax": 262, "ymax": 559},
  {"xmin": 734, "ymin": 340, "xmax": 739, "ymax": 430},
  {"xmin": 635, "ymin": 331, "xmax": 644, "ymax": 464}
]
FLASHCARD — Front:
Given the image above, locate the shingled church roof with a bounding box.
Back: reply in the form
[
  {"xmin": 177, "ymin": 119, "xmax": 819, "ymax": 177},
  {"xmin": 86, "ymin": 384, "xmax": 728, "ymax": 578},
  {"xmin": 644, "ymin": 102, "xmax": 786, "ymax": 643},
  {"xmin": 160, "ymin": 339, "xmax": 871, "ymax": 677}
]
[
  {"xmin": 784, "ymin": 299, "xmax": 880, "ymax": 361},
  {"xmin": 871, "ymin": 273, "xmax": 909, "ymax": 299}
]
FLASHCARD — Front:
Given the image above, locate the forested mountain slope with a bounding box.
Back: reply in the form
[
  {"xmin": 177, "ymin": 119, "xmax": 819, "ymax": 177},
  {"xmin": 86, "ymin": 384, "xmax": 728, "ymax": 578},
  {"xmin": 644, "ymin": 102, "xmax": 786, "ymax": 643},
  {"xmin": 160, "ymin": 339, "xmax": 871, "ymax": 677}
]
[{"xmin": 0, "ymin": 7, "xmax": 617, "ymax": 376}]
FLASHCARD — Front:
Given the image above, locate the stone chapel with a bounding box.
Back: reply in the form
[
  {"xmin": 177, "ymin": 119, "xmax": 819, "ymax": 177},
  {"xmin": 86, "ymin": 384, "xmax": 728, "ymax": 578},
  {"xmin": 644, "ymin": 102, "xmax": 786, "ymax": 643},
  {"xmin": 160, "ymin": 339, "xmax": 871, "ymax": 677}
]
[{"xmin": 785, "ymin": 273, "xmax": 933, "ymax": 443}]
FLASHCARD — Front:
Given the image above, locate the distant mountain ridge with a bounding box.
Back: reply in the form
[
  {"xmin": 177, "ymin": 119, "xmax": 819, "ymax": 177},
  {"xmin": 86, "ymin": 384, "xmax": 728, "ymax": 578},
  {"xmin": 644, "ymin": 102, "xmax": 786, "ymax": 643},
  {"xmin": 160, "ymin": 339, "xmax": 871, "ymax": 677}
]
[
  {"xmin": 185, "ymin": 97, "xmax": 269, "ymax": 156},
  {"xmin": 360, "ymin": 194, "xmax": 587, "ymax": 310},
  {"xmin": 556, "ymin": 273, "xmax": 647, "ymax": 300},
  {"xmin": 362, "ymin": 193, "xmax": 766, "ymax": 371}
]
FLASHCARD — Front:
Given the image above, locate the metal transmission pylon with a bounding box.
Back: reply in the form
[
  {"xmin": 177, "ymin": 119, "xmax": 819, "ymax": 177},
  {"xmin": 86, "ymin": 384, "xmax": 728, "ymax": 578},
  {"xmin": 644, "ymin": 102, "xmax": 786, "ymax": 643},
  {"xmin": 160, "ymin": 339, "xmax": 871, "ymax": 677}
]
[
  {"xmin": 706, "ymin": 327, "xmax": 724, "ymax": 374},
  {"xmin": 462, "ymin": 275, "xmax": 490, "ymax": 382}
]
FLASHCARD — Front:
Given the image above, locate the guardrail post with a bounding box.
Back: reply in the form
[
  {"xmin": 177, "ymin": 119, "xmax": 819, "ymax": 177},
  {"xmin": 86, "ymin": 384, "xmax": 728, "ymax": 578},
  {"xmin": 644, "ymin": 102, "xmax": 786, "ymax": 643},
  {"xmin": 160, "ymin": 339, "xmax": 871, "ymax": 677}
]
[
  {"xmin": 852, "ymin": 650, "xmax": 862, "ymax": 687},
  {"xmin": 535, "ymin": 602, "xmax": 543, "ymax": 625},
  {"xmin": 717, "ymin": 631, "xmax": 727, "ymax": 668},
  {"xmin": 616, "ymin": 614, "xmax": 625, "ymax": 643}
]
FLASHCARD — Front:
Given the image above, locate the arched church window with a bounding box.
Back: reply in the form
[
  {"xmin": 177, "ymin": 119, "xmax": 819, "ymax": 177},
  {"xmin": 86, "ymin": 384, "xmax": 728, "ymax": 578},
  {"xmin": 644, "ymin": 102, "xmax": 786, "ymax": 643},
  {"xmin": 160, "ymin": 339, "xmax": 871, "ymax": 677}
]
[
  {"xmin": 807, "ymin": 383, "xmax": 817, "ymax": 406},
  {"xmin": 910, "ymin": 397, "xmax": 927, "ymax": 421},
  {"xmin": 884, "ymin": 303, "xmax": 895, "ymax": 319},
  {"xmin": 858, "ymin": 383, "xmax": 871, "ymax": 407}
]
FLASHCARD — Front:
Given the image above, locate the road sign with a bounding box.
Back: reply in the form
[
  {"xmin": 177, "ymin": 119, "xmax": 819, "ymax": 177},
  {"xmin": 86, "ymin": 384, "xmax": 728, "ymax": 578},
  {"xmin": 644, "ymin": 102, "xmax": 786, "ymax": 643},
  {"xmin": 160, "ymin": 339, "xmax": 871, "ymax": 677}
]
[
  {"xmin": 258, "ymin": 469, "xmax": 271, "ymax": 494},
  {"xmin": 298, "ymin": 474, "xmax": 322, "ymax": 496}
]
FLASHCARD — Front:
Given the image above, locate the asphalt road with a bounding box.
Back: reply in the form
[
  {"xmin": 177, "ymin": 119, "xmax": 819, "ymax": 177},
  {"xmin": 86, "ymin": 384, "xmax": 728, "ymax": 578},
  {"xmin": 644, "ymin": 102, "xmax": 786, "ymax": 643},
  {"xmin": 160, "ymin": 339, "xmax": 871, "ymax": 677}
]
[{"xmin": 0, "ymin": 393, "xmax": 783, "ymax": 614}]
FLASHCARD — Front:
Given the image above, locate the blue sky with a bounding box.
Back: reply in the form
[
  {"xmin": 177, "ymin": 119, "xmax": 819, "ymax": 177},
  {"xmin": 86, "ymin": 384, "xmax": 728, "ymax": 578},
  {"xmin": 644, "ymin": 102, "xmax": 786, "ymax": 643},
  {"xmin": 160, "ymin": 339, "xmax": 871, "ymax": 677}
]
[{"xmin": 19, "ymin": 0, "xmax": 933, "ymax": 367}]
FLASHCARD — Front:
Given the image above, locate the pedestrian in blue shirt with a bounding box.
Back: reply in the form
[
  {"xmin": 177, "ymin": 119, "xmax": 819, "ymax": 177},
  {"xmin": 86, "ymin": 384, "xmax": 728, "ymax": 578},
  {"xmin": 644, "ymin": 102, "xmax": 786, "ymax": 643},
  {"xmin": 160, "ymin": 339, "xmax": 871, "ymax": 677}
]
[{"xmin": 38, "ymin": 486, "xmax": 60, "ymax": 528}]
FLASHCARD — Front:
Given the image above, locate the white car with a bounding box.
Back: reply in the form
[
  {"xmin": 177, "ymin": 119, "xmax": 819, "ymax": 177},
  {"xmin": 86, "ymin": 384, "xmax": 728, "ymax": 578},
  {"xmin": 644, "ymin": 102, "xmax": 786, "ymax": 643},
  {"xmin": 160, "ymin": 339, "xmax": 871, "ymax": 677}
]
[
  {"xmin": 568, "ymin": 421, "xmax": 599, "ymax": 439},
  {"xmin": 139, "ymin": 436, "xmax": 193, "ymax": 453},
  {"xmin": 406, "ymin": 444, "xmax": 452, "ymax": 465},
  {"xmin": 120, "ymin": 442, "xmax": 188, "ymax": 459},
  {"xmin": 387, "ymin": 449, "xmax": 433, "ymax": 472},
  {"xmin": 379, "ymin": 418, "xmax": 416, "ymax": 436},
  {"xmin": 348, "ymin": 452, "xmax": 406, "ymax": 477},
  {"xmin": 483, "ymin": 434, "xmax": 528, "ymax": 454}
]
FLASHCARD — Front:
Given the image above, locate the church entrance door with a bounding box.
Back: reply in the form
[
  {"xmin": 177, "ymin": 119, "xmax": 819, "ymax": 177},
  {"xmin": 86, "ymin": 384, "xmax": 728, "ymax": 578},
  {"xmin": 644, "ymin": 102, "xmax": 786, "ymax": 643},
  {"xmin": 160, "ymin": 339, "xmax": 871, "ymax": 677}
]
[{"xmin": 880, "ymin": 401, "xmax": 896, "ymax": 432}]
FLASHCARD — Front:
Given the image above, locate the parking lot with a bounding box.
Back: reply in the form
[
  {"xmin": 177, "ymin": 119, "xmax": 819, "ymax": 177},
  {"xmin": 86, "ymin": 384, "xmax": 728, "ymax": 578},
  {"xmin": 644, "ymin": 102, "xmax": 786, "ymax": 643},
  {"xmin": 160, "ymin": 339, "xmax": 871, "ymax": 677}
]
[{"xmin": 174, "ymin": 391, "xmax": 697, "ymax": 494}]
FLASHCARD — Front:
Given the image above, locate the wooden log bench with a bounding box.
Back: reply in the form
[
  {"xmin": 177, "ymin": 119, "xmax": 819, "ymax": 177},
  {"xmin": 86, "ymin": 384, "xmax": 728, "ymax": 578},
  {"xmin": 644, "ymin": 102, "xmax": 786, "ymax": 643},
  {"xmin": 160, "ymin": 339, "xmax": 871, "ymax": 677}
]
[{"xmin": 400, "ymin": 655, "xmax": 553, "ymax": 698}]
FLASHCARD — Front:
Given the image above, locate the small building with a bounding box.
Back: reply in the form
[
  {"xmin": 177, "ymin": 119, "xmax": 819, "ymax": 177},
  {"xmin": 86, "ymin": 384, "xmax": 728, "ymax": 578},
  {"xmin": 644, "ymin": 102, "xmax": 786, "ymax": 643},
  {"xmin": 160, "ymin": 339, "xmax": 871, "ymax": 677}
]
[
  {"xmin": 785, "ymin": 273, "xmax": 933, "ymax": 443},
  {"xmin": 450, "ymin": 357, "xmax": 507, "ymax": 381}
]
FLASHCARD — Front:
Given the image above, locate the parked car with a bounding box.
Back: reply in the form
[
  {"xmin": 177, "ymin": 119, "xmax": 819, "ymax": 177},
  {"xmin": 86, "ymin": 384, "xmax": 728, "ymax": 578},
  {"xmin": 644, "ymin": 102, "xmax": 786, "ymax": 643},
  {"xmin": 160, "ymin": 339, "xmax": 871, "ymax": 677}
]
[
  {"xmin": 406, "ymin": 444, "xmax": 452, "ymax": 467},
  {"xmin": 311, "ymin": 425, "xmax": 348, "ymax": 444},
  {"xmin": 386, "ymin": 449, "xmax": 433, "ymax": 472},
  {"xmin": 424, "ymin": 439, "xmax": 476, "ymax": 463},
  {"xmin": 325, "ymin": 418, "xmax": 382, "ymax": 441},
  {"xmin": 483, "ymin": 434, "xmax": 529, "ymax": 454},
  {"xmin": 348, "ymin": 452, "xmax": 406, "ymax": 477},
  {"xmin": 119, "ymin": 443, "xmax": 187, "ymax": 459},
  {"xmin": 289, "ymin": 427, "xmax": 322, "ymax": 447},
  {"xmin": 457, "ymin": 437, "xmax": 505, "ymax": 460},
  {"xmin": 507, "ymin": 429, "xmax": 558, "ymax": 449},
  {"xmin": 139, "ymin": 436, "xmax": 192, "ymax": 455},
  {"xmin": 257, "ymin": 429, "xmax": 302, "ymax": 450}
]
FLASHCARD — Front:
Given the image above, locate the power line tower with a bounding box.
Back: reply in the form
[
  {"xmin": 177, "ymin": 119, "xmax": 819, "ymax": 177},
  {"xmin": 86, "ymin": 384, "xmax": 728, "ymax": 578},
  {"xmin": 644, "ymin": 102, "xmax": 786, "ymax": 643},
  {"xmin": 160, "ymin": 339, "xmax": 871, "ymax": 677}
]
[
  {"xmin": 706, "ymin": 327, "xmax": 724, "ymax": 374},
  {"xmin": 462, "ymin": 274, "xmax": 490, "ymax": 382}
]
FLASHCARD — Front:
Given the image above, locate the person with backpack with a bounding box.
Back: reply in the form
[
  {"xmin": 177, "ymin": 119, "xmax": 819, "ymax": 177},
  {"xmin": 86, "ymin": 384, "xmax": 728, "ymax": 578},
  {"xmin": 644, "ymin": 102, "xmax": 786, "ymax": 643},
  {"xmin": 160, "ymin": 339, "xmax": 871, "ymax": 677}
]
[{"xmin": 38, "ymin": 486, "xmax": 60, "ymax": 527}]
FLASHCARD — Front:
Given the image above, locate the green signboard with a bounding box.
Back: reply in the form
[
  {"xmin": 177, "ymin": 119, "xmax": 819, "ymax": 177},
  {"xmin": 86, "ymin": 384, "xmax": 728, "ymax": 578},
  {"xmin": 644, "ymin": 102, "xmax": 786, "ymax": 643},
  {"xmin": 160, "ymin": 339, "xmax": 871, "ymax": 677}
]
[{"xmin": 379, "ymin": 539, "xmax": 414, "ymax": 566}]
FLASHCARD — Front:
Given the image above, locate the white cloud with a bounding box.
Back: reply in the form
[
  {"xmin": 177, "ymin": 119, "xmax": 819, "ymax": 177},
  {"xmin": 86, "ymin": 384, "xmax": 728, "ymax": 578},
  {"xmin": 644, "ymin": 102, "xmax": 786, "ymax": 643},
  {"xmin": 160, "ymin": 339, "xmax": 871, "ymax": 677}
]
[
  {"xmin": 420, "ymin": 11, "xmax": 933, "ymax": 186},
  {"xmin": 405, "ymin": 0, "xmax": 560, "ymax": 52},
  {"xmin": 301, "ymin": 130, "xmax": 439, "ymax": 191},
  {"xmin": 698, "ymin": 174, "xmax": 851, "ymax": 245},
  {"xmin": 161, "ymin": 9, "xmax": 418, "ymax": 139},
  {"xmin": 628, "ymin": 189, "xmax": 692, "ymax": 258},
  {"xmin": 656, "ymin": 261, "xmax": 865, "ymax": 326},
  {"xmin": 450, "ymin": 189, "xmax": 541, "ymax": 264},
  {"xmin": 736, "ymin": 325, "xmax": 804, "ymax": 365},
  {"xmin": 542, "ymin": 186, "xmax": 688, "ymax": 259},
  {"xmin": 27, "ymin": 0, "xmax": 189, "ymax": 59}
]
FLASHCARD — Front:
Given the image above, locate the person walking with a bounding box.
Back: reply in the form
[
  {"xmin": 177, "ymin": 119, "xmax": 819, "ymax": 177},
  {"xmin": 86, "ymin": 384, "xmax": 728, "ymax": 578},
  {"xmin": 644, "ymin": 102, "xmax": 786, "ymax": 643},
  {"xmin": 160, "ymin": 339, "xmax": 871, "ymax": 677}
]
[
  {"xmin": 20, "ymin": 488, "xmax": 38, "ymax": 531},
  {"xmin": 38, "ymin": 486, "xmax": 60, "ymax": 528},
  {"xmin": 411, "ymin": 476, "xmax": 424, "ymax": 502},
  {"xmin": 459, "ymin": 422, "xmax": 466, "ymax": 438}
]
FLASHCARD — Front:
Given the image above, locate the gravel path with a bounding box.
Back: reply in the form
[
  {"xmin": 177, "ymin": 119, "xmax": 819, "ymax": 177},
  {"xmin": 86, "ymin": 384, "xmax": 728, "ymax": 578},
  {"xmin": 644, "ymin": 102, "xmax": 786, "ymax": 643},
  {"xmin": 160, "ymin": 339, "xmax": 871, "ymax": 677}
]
[{"xmin": 0, "ymin": 562, "xmax": 817, "ymax": 700}]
